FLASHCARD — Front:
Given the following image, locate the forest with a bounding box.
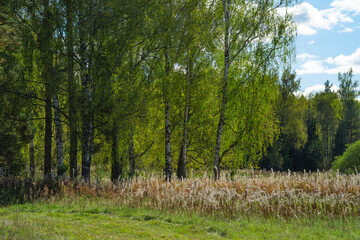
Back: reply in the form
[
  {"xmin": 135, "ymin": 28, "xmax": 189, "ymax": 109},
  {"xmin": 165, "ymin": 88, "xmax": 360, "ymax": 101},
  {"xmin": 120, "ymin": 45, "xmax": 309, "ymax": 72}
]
[
  {"xmin": 1, "ymin": 0, "xmax": 359, "ymax": 181},
  {"xmin": 1, "ymin": 0, "xmax": 360, "ymax": 239}
]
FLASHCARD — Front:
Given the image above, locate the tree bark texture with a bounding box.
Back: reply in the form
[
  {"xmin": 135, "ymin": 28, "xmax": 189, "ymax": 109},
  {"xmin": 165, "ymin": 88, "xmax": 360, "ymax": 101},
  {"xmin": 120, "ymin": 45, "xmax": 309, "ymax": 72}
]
[
  {"xmin": 214, "ymin": 0, "xmax": 230, "ymax": 180},
  {"xmin": 81, "ymin": 75, "xmax": 92, "ymax": 182},
  {"xmin": 177, "ymin": 60, "xmax": 190, "ymax": 179},
  {"xmin": 29, "ymin": 140, "xmax": 35, "ymax": 179},
  {"xmin": 41, "ymin": 0, "xmax": 53, "ymax": 179},
  {"xmin": 164, "ymin": 97, "xmax": 172, "ymax": 181},
  {"xmin": 177, "ymin": 144, "xmax": 185, "ymax": 179},
  {"xmin": 163, "ymin": 36, "xmax": 172, "ymax": 181},
  {"xmin": 66, "ymin": 0, "xmax": 78, "ymax": 179},
  {"xmin": 111, "ymin": 122, "xmax": 121, "ymax": 182},
  {"xmin": 128, "ymin": 130, "xmax": 135, "ymax": 178},
  {"xmin": 53, "ymin": 94, "xmax": 65, "ymax": 178},
  {"xmin": 80, "ymin": 14, "xmax": 93, "ymax": 182}
]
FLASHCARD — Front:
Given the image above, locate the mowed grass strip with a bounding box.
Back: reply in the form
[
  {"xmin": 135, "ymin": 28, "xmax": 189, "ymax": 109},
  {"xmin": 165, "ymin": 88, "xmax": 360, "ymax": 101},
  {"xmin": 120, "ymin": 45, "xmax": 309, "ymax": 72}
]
[{"xmin": 0, "ymin": 201, "xmax": 359, "ymax": 239}]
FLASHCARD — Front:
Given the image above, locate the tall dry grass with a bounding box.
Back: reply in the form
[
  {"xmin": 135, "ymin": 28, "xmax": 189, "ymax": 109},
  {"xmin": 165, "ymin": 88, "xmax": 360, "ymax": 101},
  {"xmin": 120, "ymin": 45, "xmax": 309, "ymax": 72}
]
[{"xmin": 49, "ymin": 170, "xmax": 360, "ymax": 219}]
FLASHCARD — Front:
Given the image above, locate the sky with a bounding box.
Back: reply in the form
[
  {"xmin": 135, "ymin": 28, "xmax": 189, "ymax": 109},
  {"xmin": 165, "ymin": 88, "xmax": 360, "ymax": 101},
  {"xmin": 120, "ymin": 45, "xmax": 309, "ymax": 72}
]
[{"xmin": 290, "ymin": 0, "xmax": 360, "ymax": 95}]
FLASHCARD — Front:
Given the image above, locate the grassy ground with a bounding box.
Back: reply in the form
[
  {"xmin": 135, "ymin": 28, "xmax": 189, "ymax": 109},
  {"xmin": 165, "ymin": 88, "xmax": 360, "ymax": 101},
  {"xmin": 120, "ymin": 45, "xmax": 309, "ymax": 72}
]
[{"xmin": 1, "ymin": 199, "xmax": 360, "ymax": 239}]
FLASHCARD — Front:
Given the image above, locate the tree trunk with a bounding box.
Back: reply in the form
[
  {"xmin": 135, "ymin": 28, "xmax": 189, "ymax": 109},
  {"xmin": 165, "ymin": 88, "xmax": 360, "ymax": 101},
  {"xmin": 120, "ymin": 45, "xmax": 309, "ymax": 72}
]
[
  {"xmin": 128, "ymin": 130, "xmax": 135, "ymax": 178},
  {"xmin": 81, "ymin": 75, "xmax": 92, "ymax": 182},
  {"xmin": 41, "ymin": 0, "xmax": 53, "ymax": 179},
  {"xmin": 80, "ymin": 14, "xmax": 93, "ymax": 182},
  {"xmin": 111, "ymin": 156, "xmax": 121, "ymax": 183},
  {"xmin": 177, "ymin": 60, "xmax": 190, "ymax": 179},
  {"xmin": 44, "ymin": 86, "xmax": 52, "ymax": 179},
  {"xmin": 163, "ymin": 38, "xmax": 172, "ymax": 181},
  {"xmin": 111, "ymin": 122, "xmax": 121, "ymax": 182},
  {"xmin": 81, "ymin": 95, "xmax": 92, "ymax": 182},
  {"xmin": 66, "ymin": 0, "xmax": 78, "ymax": 179},
  {"xmin": 177, "ymin": 144, "xmax": 185, "ymax": 179},
  {"xmin": 165, "ymin": 97, "xmax": 172, "ymax": 181},
  {"xmin": 29, "ymin": 140, "xmax": 35, "ymax": 179},
  {"xmin": 214, "ymin": 0, "xmax": 230, "ymax": 180},
  {"xmin": 164, "ymin": 74, "xmax": 172, "ymax": 181},
  {"xmin": 53, "ymin": 94, "xmax": 65, "ymax": 179}
]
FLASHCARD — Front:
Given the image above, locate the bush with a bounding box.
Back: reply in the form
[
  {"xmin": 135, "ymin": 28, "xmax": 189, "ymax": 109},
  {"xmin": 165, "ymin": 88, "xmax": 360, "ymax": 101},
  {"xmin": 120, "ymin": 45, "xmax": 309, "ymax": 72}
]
[
  {"xmin": 0, "ymin": 177, "xmax": 61, "ymax": 206},
  {"xmin": 332, "ymin": 140, "xmax": 360, "ymax": 173}
]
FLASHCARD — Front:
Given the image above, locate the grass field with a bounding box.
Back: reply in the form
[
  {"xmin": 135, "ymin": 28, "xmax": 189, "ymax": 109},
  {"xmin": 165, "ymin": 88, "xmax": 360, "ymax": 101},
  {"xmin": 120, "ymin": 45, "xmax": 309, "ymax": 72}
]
[
  {"xmin": 1, "ymin": 200, "xmax": 360, "ymax": 239},
  {"xmin": 1, "ymin": 171, "xmax": 360, "ymax": 239}
]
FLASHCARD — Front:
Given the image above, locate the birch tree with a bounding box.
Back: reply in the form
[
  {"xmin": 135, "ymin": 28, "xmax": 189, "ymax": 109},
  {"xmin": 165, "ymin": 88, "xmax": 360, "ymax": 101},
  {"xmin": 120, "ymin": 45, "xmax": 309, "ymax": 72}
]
[
  {"xmin": 176, "ymin": 0, "xmax": 217, "ymax": 179},
  {"xmin": 213, "ymin": 0, "xmax": 296, "ymax": 179},
  {"xmin": 65, "ymin": 0, "xmax": 78, "ymax": 179},
  {"xmin": 39, "ymin": 0, "xmax": 54, "ymax": 179},
  {"xmin": 153, "ymin": 0, "xmax": 186, "ymax": 181}
]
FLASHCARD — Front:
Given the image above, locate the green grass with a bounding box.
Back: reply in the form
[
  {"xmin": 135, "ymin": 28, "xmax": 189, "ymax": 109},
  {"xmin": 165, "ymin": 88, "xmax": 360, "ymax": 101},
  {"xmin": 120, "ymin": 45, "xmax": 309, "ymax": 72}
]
[{"xmin": 1, "ymin": 198, "xmax": 360, "ymax": 239}]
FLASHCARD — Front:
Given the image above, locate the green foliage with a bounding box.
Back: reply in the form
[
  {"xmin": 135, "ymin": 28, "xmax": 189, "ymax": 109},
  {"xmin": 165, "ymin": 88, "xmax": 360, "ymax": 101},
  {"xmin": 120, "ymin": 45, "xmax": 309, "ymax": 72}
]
[
  {"xmin": 261, "ymin": 70, "xmax": 306, "ymax": 170},
  {"xmin": 223, "ymin": 70, "xmax": 280, "ymax": 169},
  {"xmin": 0, "ymin": 10, "xmax": 32, "ymax": 176},
  {"xmin": 334, "ymin": 69, "xmax": 360, "ymax": 157},
  {"xmin": 10, "ymin": 0, "xmax": 360, "ymax": 179},
  {"xmin": 313, "ymin": 86, "xmax": 342, "ymax": 169},
  {"xmin": 298, "ymin": 106, "xmax": 323, "ymax": 170},
  {"xmin": 333, "ymin": 140, "xmax": 360, "ymax": 173}
]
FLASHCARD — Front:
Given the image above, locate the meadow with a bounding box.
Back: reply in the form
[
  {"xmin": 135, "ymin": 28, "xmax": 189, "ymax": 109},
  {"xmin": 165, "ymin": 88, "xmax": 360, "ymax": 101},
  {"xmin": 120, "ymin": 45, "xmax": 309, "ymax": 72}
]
[{"xmin": 1, "ymin": 170, "xmax": 360, "ymax": 239}]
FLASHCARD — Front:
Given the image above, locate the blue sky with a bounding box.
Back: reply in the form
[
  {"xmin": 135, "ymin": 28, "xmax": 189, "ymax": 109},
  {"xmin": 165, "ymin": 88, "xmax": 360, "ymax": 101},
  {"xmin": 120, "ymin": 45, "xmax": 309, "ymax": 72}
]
[{"xmin": 290, "ymin": 0, "xmax": 360, "ymax": 95}]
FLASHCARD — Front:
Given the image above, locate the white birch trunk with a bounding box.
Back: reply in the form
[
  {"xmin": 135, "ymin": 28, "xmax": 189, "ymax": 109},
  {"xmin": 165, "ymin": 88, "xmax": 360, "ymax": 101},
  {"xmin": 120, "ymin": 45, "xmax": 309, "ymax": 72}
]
[
  {"xmin": 214, "ymin": 0, "xmax": 231, "ymax": 180},
  {"xmin": 53, "ymin": 94, "xmax": 65, "ymax": 179}
]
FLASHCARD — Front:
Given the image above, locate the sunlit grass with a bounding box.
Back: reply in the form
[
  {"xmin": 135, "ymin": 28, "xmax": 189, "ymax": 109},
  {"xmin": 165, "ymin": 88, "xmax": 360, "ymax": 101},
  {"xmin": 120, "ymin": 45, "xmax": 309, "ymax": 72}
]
[{"xmin": 1, "ymin": 200, "xmax": 360, "ymax": 239}]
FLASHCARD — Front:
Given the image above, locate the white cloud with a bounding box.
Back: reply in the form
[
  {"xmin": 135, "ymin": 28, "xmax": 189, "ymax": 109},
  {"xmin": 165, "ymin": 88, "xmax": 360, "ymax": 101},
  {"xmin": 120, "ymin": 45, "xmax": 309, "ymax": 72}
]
[
  {"xmin": 308, "ymin": 40, "xmax": 315, "ymax": 45},
  {"xmin": 330, "ymin": 0, "xmax": 360, "ymax": 14},
  {"xmin": 325, "ymin": 48, "xmax": 360, "ymax": 74},
  {"xmin": 297, "ymin": 60, "xmax": 325, "ymax": 75},
  {"xmin": 325, "ymin": 57, "xmax": 335, "ymax": 64},
  {"xmin": 296, "ymin": 48, "xmax": 360, "ymax": 75},
  {"xmin": 338, "ymin": 27, "xmax": 354, "ymax": 32},
  {"xmin": 282, "ymin": 2, "xmax": 354, "ymax": 35},
  {"xmin": 296, "ymin": 84, "xmax": 339, "ymax": 97},
  {"xmin": 304, "ymin": 84, "xmax": 326, "ymax": 96},
  {"xmin": 297, "ymin": 24, "xmax": 317, "ymax": 35},
  {"xmin": 331, "ymin": 85, "xmax": 340, "ymax": 92},
  {"xmin": 297, "ymin": 53, "xmax": 318, "ymax": 61}
]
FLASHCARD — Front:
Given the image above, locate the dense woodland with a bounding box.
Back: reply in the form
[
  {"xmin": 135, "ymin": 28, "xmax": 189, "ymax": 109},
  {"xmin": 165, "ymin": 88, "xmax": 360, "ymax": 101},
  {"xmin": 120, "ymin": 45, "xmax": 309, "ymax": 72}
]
[{"xmin": 0, "ymin": 0, "xmax": 359, "ymax": 181}]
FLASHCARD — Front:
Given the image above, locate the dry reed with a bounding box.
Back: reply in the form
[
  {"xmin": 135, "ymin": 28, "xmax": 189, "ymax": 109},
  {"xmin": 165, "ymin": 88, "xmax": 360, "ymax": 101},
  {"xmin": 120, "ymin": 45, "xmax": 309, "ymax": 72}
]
[{"xmin": 51, "ymin": 170, "xmax": 360, "ymax": 219}]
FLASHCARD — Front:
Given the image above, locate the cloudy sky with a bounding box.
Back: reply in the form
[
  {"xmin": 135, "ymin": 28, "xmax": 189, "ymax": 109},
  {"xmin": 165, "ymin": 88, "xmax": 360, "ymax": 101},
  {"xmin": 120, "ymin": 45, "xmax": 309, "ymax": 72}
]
[{"xmin": 291, "ymin": 0, "xmax": 360, "ymax": 95}]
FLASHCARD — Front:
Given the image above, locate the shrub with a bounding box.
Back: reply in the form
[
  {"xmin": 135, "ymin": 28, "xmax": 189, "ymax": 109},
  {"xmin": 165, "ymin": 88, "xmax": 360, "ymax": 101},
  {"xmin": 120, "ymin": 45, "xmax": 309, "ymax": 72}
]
[
  {"xmin": 333, "ymin": 140, "xmax": 360, "ymax": 173},
  {"xmin": 0, "ymin": 177, "xmax": 60, "ymax": 206}
]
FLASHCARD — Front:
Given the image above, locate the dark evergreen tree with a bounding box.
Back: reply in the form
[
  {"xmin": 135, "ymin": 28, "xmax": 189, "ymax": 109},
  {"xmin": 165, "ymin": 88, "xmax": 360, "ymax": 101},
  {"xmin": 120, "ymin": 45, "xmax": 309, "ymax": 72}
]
[
  {"xmin": 297, "ymin": 105, "xmax": 323, "ymax": 171},
  {"xmin": 334, "ymin": 69, "xmax": 360, "ymax": 157}
]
